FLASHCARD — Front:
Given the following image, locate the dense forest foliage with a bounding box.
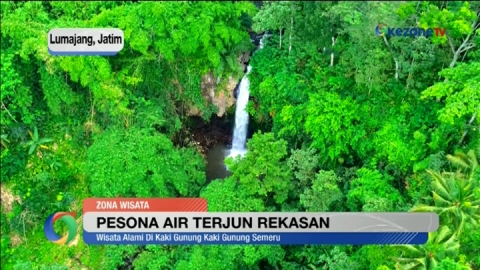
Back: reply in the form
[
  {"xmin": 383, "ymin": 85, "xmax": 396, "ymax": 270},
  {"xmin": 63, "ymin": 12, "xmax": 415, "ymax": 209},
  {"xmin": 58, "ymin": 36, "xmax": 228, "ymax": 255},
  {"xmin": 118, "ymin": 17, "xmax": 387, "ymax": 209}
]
[{"xmin": 1, "ymin": 1, "xmax": 479, "ymax": 269}]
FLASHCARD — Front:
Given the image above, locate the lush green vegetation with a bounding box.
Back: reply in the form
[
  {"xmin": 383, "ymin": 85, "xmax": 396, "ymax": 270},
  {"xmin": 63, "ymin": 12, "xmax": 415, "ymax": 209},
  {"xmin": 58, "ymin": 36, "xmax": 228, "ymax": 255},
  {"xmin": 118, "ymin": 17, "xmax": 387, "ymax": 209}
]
[{"xmin": 1, "ymin": 1, "xmax": 479, "ymax": 269}]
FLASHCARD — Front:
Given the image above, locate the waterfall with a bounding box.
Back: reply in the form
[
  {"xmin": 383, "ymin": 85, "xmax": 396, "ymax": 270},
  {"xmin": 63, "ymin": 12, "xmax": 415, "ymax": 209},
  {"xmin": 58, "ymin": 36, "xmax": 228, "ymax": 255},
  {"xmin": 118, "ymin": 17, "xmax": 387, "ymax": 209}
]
[
  {"xmin": 228, "ymin": 66, "xmax": 252, "ymax": 158},
  {"xmin": 228, "ymin": 37, "xmax": 265, "ymax": 159}
]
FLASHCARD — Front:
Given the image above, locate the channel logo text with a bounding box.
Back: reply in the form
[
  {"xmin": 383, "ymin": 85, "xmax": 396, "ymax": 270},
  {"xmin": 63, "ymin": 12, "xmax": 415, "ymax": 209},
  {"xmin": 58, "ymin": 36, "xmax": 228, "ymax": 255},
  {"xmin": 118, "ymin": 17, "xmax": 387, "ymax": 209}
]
[{"xmin": 375, "ymin": 24, "xmax": 446, "ymax": 37}]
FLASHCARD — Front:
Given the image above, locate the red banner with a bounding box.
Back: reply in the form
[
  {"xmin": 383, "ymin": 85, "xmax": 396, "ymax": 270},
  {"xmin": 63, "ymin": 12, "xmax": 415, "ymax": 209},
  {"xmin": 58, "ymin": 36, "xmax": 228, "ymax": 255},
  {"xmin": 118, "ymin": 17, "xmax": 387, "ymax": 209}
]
[{"xmin": 82, "ymin": 198, "xmax": 208, "ymax": 213}]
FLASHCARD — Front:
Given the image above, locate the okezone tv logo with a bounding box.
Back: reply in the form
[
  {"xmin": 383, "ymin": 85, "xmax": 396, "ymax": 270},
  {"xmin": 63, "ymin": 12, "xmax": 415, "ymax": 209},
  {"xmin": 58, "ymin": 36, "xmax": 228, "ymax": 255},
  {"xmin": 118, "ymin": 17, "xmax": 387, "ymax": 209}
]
[
  {"xmin": 44, "ymin": 212, "xmax": 77, "ymax": 245},
  {"xmin": 375, "ymin": 24, "xmax": 388, "ymax": 36}
]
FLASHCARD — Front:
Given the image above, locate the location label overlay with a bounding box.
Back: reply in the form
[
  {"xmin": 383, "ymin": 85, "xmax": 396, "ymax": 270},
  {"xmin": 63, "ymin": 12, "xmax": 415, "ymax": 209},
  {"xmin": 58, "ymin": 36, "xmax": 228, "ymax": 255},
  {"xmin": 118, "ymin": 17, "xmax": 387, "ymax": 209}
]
[{"xmin": 48, "ymin": 28, "xmax": 124, "ymax": 56}]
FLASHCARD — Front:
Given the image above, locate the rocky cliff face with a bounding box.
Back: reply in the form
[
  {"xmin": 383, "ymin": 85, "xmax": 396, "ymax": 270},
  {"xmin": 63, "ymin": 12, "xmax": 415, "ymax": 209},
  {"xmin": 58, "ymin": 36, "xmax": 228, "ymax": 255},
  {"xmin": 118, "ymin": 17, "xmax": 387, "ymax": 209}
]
[
  {"xmin": 187, "ymin": 74, "xmax": 237, "ymax": 117},
  {"xmin": 187, "ymin": 52, "xmax": 251, "ymax": 117}
]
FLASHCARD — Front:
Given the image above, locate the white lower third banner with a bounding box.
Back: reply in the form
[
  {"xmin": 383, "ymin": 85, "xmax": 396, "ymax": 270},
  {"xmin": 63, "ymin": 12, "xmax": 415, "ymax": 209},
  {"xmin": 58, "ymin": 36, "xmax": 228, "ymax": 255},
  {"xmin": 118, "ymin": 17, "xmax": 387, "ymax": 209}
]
[{"xmin": 82, "ymin": 212, "xmax": 438, "ymax": 245}]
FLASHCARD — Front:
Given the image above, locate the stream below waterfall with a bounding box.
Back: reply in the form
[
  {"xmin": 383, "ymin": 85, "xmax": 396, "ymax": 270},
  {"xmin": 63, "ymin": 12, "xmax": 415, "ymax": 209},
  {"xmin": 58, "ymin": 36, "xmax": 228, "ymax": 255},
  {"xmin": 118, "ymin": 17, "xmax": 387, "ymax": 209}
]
[{"xmin": 206, "ymin": 143, "xmax": 231, "ymax": 181}]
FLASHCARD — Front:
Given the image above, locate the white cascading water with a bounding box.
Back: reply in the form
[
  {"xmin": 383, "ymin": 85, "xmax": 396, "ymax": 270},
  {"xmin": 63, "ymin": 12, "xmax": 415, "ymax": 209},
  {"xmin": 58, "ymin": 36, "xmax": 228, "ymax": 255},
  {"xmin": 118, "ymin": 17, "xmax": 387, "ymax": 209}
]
[
  {"xmin": 228, "ymin": 66, "xmax": 252, "ymax": 158},
  {"xmin": 228, "ymin": 37, "xmax": 265, "ymax": 159}
]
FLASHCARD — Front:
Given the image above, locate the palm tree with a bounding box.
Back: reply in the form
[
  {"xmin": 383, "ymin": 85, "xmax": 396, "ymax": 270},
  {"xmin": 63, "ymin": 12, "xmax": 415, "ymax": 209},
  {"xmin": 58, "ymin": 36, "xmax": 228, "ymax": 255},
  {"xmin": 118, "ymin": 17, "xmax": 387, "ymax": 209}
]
[
  {"xmin": 25, "ymin": 127, "xmax": 53, "ymax": 155},
  {"xmin": 396, "ymin": 226, "xmax": 460, "ymax": 270},
  {"xmin": 411, "ymin": 148, "xmax": 480, "ymax": 236},
  {"xmin": 446, "ymin": 145, "xmax": 479, "ymax": 179}
]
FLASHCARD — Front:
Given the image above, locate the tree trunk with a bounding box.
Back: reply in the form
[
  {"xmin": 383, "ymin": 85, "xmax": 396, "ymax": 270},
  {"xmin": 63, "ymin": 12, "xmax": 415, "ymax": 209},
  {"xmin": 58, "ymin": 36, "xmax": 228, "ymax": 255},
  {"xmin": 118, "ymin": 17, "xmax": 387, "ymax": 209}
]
[
  {"xmin": 1, "ymin": 101, "xmax": 17, "ymax": 123},
  {"xmin": 331, "ymin": 35, "xmax": 337, "ymax": 67},
  {"xmin": 279, "ymin": 30, "xmax": 282, "ymax": 49},
  {"xmin": 382, "ymin": 36, "xmax": 399, "ymax": 80},
  {"xmin": 288, "ymin": 17, "xmax": 293, "ymax": 55},
  {"xmin": 447, "ymin": 16, "xmax": 478, "ymax": 68},
  {"xmin": 395, "ymin": 59, "xmax": 399, "ymax": 80},
  {"xmin": 458, "ymin": 111, "xmax": 478, "ymax": 145}
]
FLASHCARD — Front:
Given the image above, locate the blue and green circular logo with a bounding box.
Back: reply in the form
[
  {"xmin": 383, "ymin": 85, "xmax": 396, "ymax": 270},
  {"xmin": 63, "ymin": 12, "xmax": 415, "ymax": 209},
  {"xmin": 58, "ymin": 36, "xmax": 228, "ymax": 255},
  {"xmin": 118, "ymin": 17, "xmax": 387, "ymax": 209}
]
[
  {"xmin": 375, "ymin": 24, "xmax": 388, "ymax": 36},
  {"xmin": 44, "ymin": 212, "xmax": 77, "ymax": 245}
]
